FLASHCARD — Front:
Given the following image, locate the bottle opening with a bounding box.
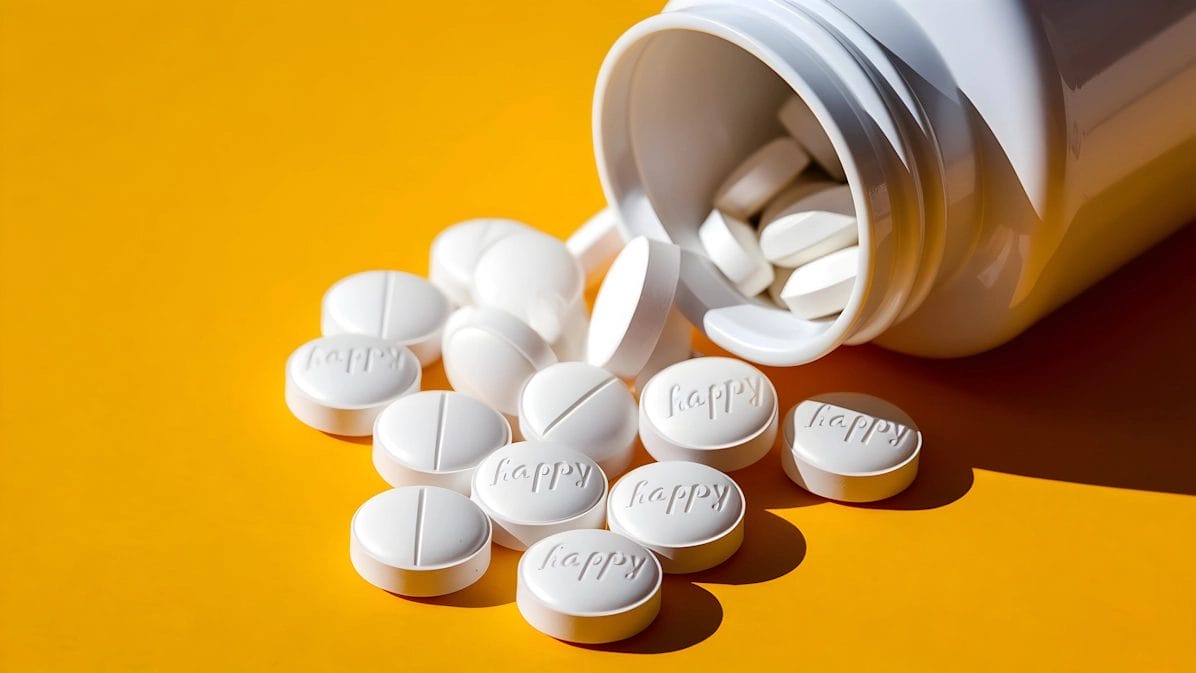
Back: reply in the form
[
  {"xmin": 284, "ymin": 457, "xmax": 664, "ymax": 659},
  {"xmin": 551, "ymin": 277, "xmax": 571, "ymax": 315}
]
[{"xmin": 595, "ymin": 12, "xmax": 902, "ymax": 366}]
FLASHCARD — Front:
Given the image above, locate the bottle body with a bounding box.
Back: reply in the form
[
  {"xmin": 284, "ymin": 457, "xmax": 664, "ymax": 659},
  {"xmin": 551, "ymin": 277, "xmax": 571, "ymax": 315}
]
[{"xmin": 594, "ymin": 0, "xmax": 1196, "ymax": 364}]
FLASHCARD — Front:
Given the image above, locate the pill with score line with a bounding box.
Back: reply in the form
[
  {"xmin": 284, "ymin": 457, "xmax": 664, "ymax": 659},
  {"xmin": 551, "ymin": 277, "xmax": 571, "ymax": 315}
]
[
  {"xmin": 320, "ymin": 270, "xmax": 451, "ymax": 366},
  {"xmin": 372, "ymin": 390, "xmax": 511, "ymax": 495},
  {"xmin": 349, "ymin": 486, "xmax": 491, "ymax": 597}
]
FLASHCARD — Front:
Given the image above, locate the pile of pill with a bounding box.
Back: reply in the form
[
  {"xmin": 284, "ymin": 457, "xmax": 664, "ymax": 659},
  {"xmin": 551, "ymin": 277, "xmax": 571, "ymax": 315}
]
[
  {"xmin": 698, "ymin": 95, "xmax": 859, "ymax": 319},
  {"xmin": 285, "ymin": 205, "xmax": 922, "ymax": 643}
]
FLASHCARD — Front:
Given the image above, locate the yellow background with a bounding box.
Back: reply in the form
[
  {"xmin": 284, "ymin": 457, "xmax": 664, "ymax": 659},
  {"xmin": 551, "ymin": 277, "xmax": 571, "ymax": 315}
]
[{"xmin": 2, "ymin": 1, "xmax": 1194, "ymax": 671}]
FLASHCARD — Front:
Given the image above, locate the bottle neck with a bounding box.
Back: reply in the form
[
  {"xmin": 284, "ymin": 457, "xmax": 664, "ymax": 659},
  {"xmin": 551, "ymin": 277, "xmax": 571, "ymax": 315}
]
[{"xmin": 595, "ymin": 0, "xmax": 962, "ymax": 364}]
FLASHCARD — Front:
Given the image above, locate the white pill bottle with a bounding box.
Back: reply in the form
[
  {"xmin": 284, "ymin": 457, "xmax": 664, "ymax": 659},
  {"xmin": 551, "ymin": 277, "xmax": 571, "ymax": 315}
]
[{"xmin": 593, "ymin": 0, "xmax": 1196, "ymax": 365}]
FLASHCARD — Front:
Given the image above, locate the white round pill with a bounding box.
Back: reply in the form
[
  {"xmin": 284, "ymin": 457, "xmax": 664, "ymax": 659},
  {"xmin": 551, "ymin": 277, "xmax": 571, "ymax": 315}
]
[
  {"xmin": 349, "ymin": 486, "xmax": 491, "ymax": 597},
  {"xmin": 372, "ymin": 391, "xmax": 511, "ymax": 494},
  {"xmin": 634, "ymin": 307, "xmax": 693, "ymax": 394},
  {"xmin": 567, "ymin": 207, "xmax": 626, "ymax": 288},
  {"xmin": 778, "ymin": 95, "xmax": 845, "ymax": 181},
  {"xmin": 638, "ymin": 356, "xmax": 778, "ymax": 471},
  {"xmin": 518, "ymin": 362, "xmax": 639, "ymax": 477},
  {"xmin": 586, "ymin": 236, "xmax": 681, "ymax": 379},
  {"xmin": 517, "ymin": 529, "xmax": 662, "ymax": 644},
  {"xmin": 607, "ymin": 462, "xmax": 745, "ymax": 574},
  {"xmin": 471, "ymin": 229, "xmax": 586, "ymax": 355},
  {"xmin": 779, "ymin": 245, "xmax": 859, "ymax": 319},
  {"xmin": 320, "ymin": 270, "xmax": 451, "ymax": 367},
  {"xmin": 760, "ymin": 210, "xmax": 857, "ymax": 269},
  {"xmin": 441, "ymin": 305, "xmax": 557, "ymax": 417},
  {"xmin": 285, "ymin": 334, "xmax": 421, "ymax": 436},
  {"xmin": 471, "ymin": 441, "xmax": 607, "ymax": 550},
  {"xmin": 698, "ymin": 209, "xmax": 775, "ymax": 297},
  {"xmin": 714, "ymin": 137, "xmax": 811, "ymax": 220},
  {"xmin": 759, "ymin": 179, "xmax": 835, "ymax": 226},
  {"xmin": 782, "ymin": 393, "xmax": 922, "ymax": 502},
  {"xmin": 430, "ymin": 218, "xmax": 530, "ymax": 306}
]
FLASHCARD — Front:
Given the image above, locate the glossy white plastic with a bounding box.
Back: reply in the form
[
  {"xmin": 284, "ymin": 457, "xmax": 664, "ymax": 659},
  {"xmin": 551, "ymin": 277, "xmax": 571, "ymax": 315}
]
[{"xmin": 594, "ymin": 0, "xmax": 1196, "ymax": 364}]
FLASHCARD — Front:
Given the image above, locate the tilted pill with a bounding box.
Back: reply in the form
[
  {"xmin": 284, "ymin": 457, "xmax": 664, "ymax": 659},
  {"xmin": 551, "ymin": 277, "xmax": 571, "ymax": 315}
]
[
  {"xmin": 321, "ymin": 270, "xmax": 451, "ymax": 367},
  {"xmin": 713, "ymin": 137, "xmax": 810, "ymax": 220},
  {"xmin": 441, "ymin": 305, "xmax": 557, "ymax": 417},
  {"xmin": 471, "ymin": 228, "xmax": 587, "ymax": 360},
  {"xmin": 607, "ymin": 461, "xmax": 745, "ymax": 574},
  {"xmin": 517, "ymin": 529, "xmax": 662, "ymax": 644},
  {"xmin": 779, "ymin": 245, "xmax": 859, "ymax": 319},
  {"xmin": 430, "ymin": 218, "xmax": 530, "ymax": 307},
  {"xmin": 349, "ymin": 486, "xmax": 491, "ymax": 597},
  {"xmin": 638, "ymin": 356, "xmax": 778, "ymax": 472},
  {"xmin": 285, "ymin": 334, "xmax": 421, "ymax": 436},
  {"xmin": 759, "ymin": 179, "xmax": 837, "ymax": 226},
  {"xmin": 633, "ymin": 307, "xmax": 693, "ymax": 395},
  {"xmin": 781, "ymin": 393, "xmax": 922, "ymax": 502},
  {"xmin": 777, "ymin": 94, "xmax": 845, "ymax": 181},
  {"xmin": 760, "ymin": 209, "xmax": 858, "ymax": 269},
  {"xmin": 372, "ymin": 391, "xmax": 511, "ymax": 495},
  {"xmin": 698, "ymin": 209, "xmax": 775, "ymax": 297},
  {"xmin": 567, "ymin": 207, "xmax": 626, "ymax": 288},
  {"xmin": 471, "ymin": 441, "xmax": 607, "ymax": 551},
  {"xmin": 519, "ymin": 362, "xmax": 638, "ymax": 478},
  {"xmin": 586, "ymin": 236, "xmax": 681, "ymax": 379}
]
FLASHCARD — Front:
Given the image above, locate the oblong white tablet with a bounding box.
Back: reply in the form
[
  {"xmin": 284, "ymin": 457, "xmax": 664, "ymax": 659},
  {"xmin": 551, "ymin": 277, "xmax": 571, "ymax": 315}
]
[
  {"xmin": 607, "ymin": 462, "xmax": 745, "ymax": 574},
  {"xmin": 634, "ymin": 308, "xmax": 693, "ymax": 394},
  {"xmin": 586, "ymin": 236, "xmax": 681, "ymax": 379},
  {"xmin": 472, "ymin": 441, "xmax": 607, "ymax": 550},
  {"xmin": 781, "ymin": 393, "xmax": 921, "ymax": 502},
  {"xmin": 638, "ymin": 357, "xmax": 778, "ymax": 472},
  {"xmin": 373, "ymin": 391, "xmax": 511, "ymax": 494},
  {"xmin": 778, "ymin": 95, "xmax": 845, "ymax": 181},
  {"xmin": 760, "ymin": 210, "xmax": 857, "ymax": 269},
  {"xmin": 430, "ymin": 218, "xmax": 530, "ymax": 307},
  {"xmin": 713, "ymin": 137, "xmax": 810, "ymax": 220},
  {"xmin": 471, "ymin": 229, "xmax": 586, "ymax": 358},
  {"xmin": 519, "ymin": 362, "xmax": 638, "ymax": 478},
  {"xmin": 441, "ymin": 306, "xmax": 557, "ymax": 417},
  {"xmin": 779, "ymin": 245, "xmax": 859, "ymax": 319},
  {"xmin": 285, "ymin": 334, "xmax": 421, "ymax": 436},
  {"xmin": 698, "ymin": 209, "xmax": 775, "ymax": 297},
  {"xmin": 350, "ymin": 486, "xmax": 491, "ymax": 597},
  {"xmin": 567, "ymin": 207, "xmax": 626, "ymax": 288},
  {"xmin": 759, "ymin": 179, "xmax": 836, "ymax": 226},
  {"xmin": 321, "ymin": 270, "xmax": 451, "ymax": 366},
  {"xmin": 517, "ymin": 529, "xmax": 662, "ymax": 644}
]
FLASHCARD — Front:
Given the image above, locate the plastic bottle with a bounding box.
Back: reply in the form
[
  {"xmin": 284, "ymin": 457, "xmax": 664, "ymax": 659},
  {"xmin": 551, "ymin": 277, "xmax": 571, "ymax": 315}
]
[{"xmin": 593, "ymin": 0, "xmax": 1196, "ymax": 365}]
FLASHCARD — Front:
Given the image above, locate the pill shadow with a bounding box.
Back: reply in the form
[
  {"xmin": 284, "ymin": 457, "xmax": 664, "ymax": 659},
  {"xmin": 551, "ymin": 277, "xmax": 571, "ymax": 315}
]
[
  {"xmin": 405, "ymin": 545, "xmax": 520, "ymax": 608},
  {"xmin": 689, "ymin": 508, "xmax": 806, "ymax": 585},
  {"xmin": 579, "ymin": 577, "xmax": 723, "ymax": 654}
]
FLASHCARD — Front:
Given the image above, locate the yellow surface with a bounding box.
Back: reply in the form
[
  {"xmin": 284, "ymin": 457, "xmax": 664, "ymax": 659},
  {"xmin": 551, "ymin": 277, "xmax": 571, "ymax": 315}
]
[{"xmin": 2, "ymin": 2, "xmax": 1194, "ymax": 671}]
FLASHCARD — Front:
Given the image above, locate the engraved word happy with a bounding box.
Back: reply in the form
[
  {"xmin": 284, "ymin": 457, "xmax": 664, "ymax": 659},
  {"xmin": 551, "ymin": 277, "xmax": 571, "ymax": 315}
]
[
  {"xmin": 490, "ymin": 457, "xmax": 594, "ymax": 493},
  {"xmin": 538, "ymin": 543, "xmax": 650, "ymax": 582},
  {"xmin": 623, "ymin": 479, "xmax": 731, "ymax": 514},
  {"xmin": 805, "ymin": 403, "xmax": 912, "ymax": 447},
  {"xmin": 305, "ymin": 345, "xmax": 402, "ymax": 374},
  {"xmin": 667, "ymin": 375, "xmax": 765, "ymax": 421}
]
